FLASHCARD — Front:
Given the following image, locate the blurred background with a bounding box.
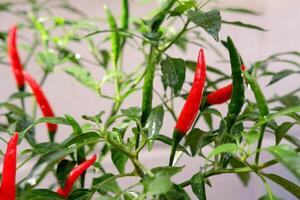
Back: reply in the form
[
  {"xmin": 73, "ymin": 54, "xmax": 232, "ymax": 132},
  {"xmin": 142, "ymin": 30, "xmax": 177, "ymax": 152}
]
[{"xmin": 0, "ymin": 0, "xmax": 300, "ymax": 199}]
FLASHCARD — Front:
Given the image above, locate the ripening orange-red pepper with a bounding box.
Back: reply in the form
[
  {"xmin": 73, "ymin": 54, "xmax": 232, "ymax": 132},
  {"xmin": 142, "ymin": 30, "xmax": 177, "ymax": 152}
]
[
  {"xmin": 57, "ymin": 155, "xmax": 97, "ymax": 198},
  {"xmin": 207, "ymin": 65, "xmax": 246, "ymax": 105}
]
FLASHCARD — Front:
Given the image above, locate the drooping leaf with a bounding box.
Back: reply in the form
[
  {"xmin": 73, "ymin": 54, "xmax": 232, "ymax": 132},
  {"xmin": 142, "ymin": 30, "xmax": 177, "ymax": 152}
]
[
  {"xmin": 185, "ymin": 128, "xmax": 214, "ymax": 156},
  {"xmin": 188, "ymin": 10, "xmax": 221, "ymax": 41},
  {"xmin": 267, "ymin": 69, "xmax": 296, "ymax": 86},
  {"xmin": 159, "ymin": 184, "xmax": 190, "ymax": 200},
  {"xmin": 146, "ymin": 106, "xmax": 164, "ymax": 150},
  {"xmin": 111, "ymin": 147, "xmax": 128, "ymax": 173},
  {"xmin": 222, "ymin": 20, "xmax": 267, "ymax": 31},
  {"xmin": 275, "ymin": 122, "xmax": 295, "ymax": 145},
  {"xmin": 64, "ymin": 65, "xmax": 98, "ymax": 91},
  {"xmin": 262, "ymin": 173, "xmax": 300, "ymax": 199},
  {"xmin": 92, "ymin": 173, "xmax": 121, "ymax": 195},
  {"xmin": 161, "ymin": 57, "xmax": 186, "ymax": 96},
  {"xmin": 152, "ymin": 134, "xmax": 190, "ymax": 155},
  {"xmin": 191, "ymin": 172, "xmax": 206, "ymax": 200},
  {"xmin": 268, "ymin": 145, "xmax": 300, "ymax": 180}
]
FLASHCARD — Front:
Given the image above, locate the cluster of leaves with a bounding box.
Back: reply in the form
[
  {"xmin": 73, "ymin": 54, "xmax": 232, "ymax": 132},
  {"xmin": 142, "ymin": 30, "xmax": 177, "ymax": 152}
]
[{"xmin": 0, "ymin": 0, "xmax": 299, "ymax": 200}]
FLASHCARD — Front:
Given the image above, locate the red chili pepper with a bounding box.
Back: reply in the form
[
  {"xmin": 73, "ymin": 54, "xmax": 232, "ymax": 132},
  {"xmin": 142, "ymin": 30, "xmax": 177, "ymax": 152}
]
[
  {"xmin": 0, "ymin": 132, "xmax": 18, "ymax": 200},
  {"xmin": 57, "ymin": 155, "xmax": 97, "ymax": 198},
  {"xmin": 23, "ymin": 71, "xmax": 57, "ymax": 135},
  {"xmin": 207, "ymin": 65, "xmax": 246, "ymax": 105},
  {"xmin": 175, "ymin": 48, "xmax": 206, "ymax": 134},
  {"xmin": 7, "ymin": 25, "xmax": 25, "ymax": 90},
  {"xmin": 169, "ymin": 48, "xmax": 206, "ymax": 166}
]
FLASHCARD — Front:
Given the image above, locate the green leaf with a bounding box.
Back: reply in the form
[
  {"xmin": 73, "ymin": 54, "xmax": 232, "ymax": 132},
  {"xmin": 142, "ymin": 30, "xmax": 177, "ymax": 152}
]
[
  {"xmin": 159, "ymin": 184, "xmax": 191, "ymax": 200},
  {"xmin": 61, "ymin": 131, "xmax": 100, "ymax": 148},
  {"xmin": 221, "ymin": 7, "xmax": 260, "ymax": 15},
  {"xmin": 222, "ymin": 20, "xmax": 267, "ymax": 31},
  {"xmin": 191, "ymin": 172, "xmax": 206, "ymax": 200},
  {"xmin": 275, "ymin": 122, "xmax": 295, "ymax": 145},
  {"xmin": 258, "ymin": 195, "xmax": 284, "ymax": 200},
  {"xmin": 146, "ymin": 106, "xmax": 164, "ymax": 150},
  {"xmin": 170, "ymin": 1, "xmax": 196, "ymax": 16},
  {"xmin": 64, "ymin": 65, "xmax": 98, "ymax": 91},
  {"xmin": 161, "ymin": 57, "xmax": 186, "ymax": 96},
  {"xmin": 0, "ymin": 102, "xmax": 28, "ymax": 117},
  {"xmin": 92, "ymin": 173, "xmax": 121, "ymax": 194},
  {"xmin": 267, "ymin": 69, "xmax": 296, "ymax": 86},
  {"xmin": 188, "ymin": 10, "xmax": 221, "ymax": 41},
  {"xmin": 268, "ymin": 145, "xmax": 300, "ymax": 180},
  {"xmin": 151, "ymin": 166, "xmax": 183, "ymax": 177},
  {"xmin": 185, "ymin": 128, "xmax": 214, "ymax": 156},
  {"xmin": 19, "ymin": 189, "xmax": 64, "ymax": 200},
  {"xmin": 111, "ymin": 147, "xmax": 128, "ymax": 173},
  {"xmin": 152, "ymin": 134, "xmax": 190, "ymax": 155},
  {"xmin": 67, "ymin": 189, "xmax": 94, "ymax": 200},
  {"xmin": 230, "ymin": 157, "xmax": 250, "ymax": 186},
  {"xmin": 121, "ymin": 107, "xmax": 142, "ymax": 121},
  {"xmin": 208, "ymin": 143, "xmax": 238, "ymax": 159},
  {"xmin": 36, "ymin": 50, "xmax": 59, "ymax": 73},
  {"xmin": 262, "ymin": 173, "xmax": 300, "ymax": 199},
  {"xmin": 142, "ymin": 172, "xmax": 172, "ymax": 195},
  {"xmin": 124, "ymin": 191, "xmax": 139, "ymax": 200},
  {"xmin": 81, "ymin": 111, "xmax": 105, "ymax": 124},
  {"xmin": 56, "ymin": 159, "xmax": 77, "ymax": 188}
]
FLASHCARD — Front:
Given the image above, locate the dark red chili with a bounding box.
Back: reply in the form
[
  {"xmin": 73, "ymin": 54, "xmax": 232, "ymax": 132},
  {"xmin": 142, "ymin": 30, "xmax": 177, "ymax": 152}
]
[
  {"xmin": 169, "ymin": 48, "xmax": 206, "ymax": 166},
  {"xmin": 23, "ymin": 71, "xmax": 57, "ymax": 135},
  {"xmin": 0, "ymin": 132, "xmax": 18, "ymax": 200},
  {"xmin": 7, "ymin": 25, "xmax": 25, "ymax": 91},
  {"xmin": 57, "ymin": 155, "xmax": 97, "ymax": 198},
  {"xmin": 175, "ymin": 48, "xmax": 206, "ymax": 134},
  {"xmin": 207, "ymin": 65, "xmax": 246, "ymax": 105}
]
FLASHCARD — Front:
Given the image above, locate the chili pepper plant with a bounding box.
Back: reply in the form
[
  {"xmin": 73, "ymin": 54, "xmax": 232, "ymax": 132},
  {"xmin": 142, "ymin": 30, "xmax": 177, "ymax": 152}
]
[{"xmin": 0, "ymin": 0, "xmax": 299, "ymax": 200}]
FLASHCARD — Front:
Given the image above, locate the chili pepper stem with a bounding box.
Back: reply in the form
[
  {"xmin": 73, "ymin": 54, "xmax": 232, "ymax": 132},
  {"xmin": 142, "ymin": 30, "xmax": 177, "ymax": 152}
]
[{"xmin": 169, "ymin": 130, "xmax": 183, "ymax": 166}]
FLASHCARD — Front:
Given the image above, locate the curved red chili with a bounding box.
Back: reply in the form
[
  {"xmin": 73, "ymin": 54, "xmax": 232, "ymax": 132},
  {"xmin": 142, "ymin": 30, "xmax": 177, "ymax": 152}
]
[
  {"xmin": 0, "ymin": 132, "xmax": 18, "ymax": 200},
  {"xmin": 7, "ymin": 25, "xmax": 25, "ymax": 90},
  {"xmin": 57, "ymin": 155, "xmax": 97, "ymax": 198},
  {"xmin": 207, "ymin": 65, "xmax": 246, "ymax": 105},
  {"xmin": 175, "ymin": 48, "xmax": 206, "ymax": 134},
  {"xmin": 23, "ymin": 71, "xmax": 57, "ymax": 134}
]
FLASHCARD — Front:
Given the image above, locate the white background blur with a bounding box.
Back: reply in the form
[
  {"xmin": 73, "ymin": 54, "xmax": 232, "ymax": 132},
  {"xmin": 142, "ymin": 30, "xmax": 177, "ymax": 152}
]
[{"xmin": 0, "ymin": 0, "xmax": 300, "ymax": 199}]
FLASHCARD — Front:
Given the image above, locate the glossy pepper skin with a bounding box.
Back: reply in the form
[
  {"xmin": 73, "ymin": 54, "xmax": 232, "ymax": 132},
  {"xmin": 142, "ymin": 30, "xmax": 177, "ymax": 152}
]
[
  {"xmin": 169, "ymin": 48, "xmax": 206, "ymax": 166},
  {"xmin": 0, "ymin": 132, "xmax": 18, "ymax": 200},
  {"xmin": 207, "ymin": 65, "xmax": 246, "ymax": 105},
  {"xmin": 7, "ymin": 25, "xmax": 25, "ymax": 90},
  {"xmin": 175, "ymin": 48, "xmax": 206, "ymax": 134},
  {"xmin": 57, "ymin": 155, "xmax": 97, "ymax": 198},
  {"xmin": 23, "ymin": 71, "xmax": 57, "ymax": 135}
]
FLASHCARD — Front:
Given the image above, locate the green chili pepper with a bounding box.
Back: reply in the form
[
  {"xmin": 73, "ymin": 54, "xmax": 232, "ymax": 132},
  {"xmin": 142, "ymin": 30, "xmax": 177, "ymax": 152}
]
[
  {"xmin": 243, "ymin": 71, "xmax": 269, "ymax": 164},
  {"xmin": 220, "ymin": 37, "xmax": 245, "ymax": 167},
  {"xmin": 104, "ymin": 5, "xmax": 120, "ymax": 67},
  {"xmin": 226, "ymin": 37, "xmax": 245, "ymax": 128},
  {"xmin": 121, "ymin": 0, "xmax": 129, "ymax": 31}
]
